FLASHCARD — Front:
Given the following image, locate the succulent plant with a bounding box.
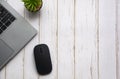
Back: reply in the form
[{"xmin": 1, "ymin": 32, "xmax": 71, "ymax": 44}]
[{"xmin": 22, "ymin": 0, "xmax": 43, "ymax": 12}]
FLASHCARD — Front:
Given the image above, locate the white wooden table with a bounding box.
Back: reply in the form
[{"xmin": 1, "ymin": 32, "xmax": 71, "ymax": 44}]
[{"xmin": 0, "ymin": 0, "xmax": 120, "ymax": 79}]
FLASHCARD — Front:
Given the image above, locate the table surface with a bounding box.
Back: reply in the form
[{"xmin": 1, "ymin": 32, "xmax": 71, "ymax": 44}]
[{"xmin": 0, "ymin": 0, "xmax": 120, "ymax": 79}]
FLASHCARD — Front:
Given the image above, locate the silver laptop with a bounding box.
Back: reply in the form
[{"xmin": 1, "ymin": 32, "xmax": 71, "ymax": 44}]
[{"xmin": 0, "ymin": 0, "xmax": 37, "ymax": 70}]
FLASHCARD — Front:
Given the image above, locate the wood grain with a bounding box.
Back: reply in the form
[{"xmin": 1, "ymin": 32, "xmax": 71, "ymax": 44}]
[
  {"xmin": 99, "ymin": 0, "xmax": 116, "ymax": 79},
  {"xmin": 57, "ymin": 0, "xmax": 74, "ymax": 79},
  {"xmin": 75, "ymin": 0, "xmax": 98, "ymax": 79}
]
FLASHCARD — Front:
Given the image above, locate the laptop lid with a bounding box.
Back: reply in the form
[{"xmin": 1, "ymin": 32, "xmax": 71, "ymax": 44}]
[{"xmin": 0, "ymin": 0, "xmax": 37, "ymax": 70}]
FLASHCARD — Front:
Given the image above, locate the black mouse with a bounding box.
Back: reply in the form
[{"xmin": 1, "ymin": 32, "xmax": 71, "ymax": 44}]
[{"xmin": 34, "ymin": 44, "xmax": 52, "ymax": 75}]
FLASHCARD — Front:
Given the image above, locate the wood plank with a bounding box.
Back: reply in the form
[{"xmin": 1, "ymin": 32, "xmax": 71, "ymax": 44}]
[
  {"xmin": 57, "ymin": 0, "xmax": 74, "ymax": 79},
  {"xmin": 39, "ymin": 0, "xmax": 57, "ymax": 79},
  {"xmin": 5, "ymin": 0, "xmax": 24, "ymax": 79},
  {"xmin": 99, "ymin": 0, "xmax": 116, "ymax": 79},
  {"xmin": 75, "ymin": 0, "xmax": 98, "ymax": 79},
  {"xmin": 0, "ymin": 68, "xmax": 5, "ymax": 79},
  {"xmin": 23, "ymin": 10, "xmax": 39, "ymax": 79}
]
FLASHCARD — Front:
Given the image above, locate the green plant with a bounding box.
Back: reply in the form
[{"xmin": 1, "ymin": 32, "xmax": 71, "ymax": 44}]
[{"xmin": 22, "ymin": 0, "xmax": 43, "ymax": 12}]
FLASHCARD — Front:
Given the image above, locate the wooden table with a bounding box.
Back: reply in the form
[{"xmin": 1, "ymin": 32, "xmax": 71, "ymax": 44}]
[{"xmin": 0, "ymin": 0, "xmax": 120, "ymax": 79}]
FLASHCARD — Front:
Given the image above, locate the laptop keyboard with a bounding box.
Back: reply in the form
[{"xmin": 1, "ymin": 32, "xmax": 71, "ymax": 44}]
[{"xmin": 0, "ymin": 4, "xmax": 16, "ymax": 34}]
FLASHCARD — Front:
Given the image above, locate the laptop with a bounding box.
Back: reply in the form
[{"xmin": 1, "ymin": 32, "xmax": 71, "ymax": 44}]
[{"xmin": 0, "ymin": 0, "xmax": 37, "ymax": 70}]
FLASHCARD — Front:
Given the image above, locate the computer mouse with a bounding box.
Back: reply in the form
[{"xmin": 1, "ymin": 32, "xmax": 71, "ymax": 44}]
[{"xmin": 34, "ymin": 44, "xmax": 52, "ymax": 75}]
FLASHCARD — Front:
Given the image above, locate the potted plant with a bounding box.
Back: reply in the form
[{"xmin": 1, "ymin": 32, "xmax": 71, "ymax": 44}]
[{"xmin": 22, "ymin": 0, "xmax": 43, "ymax": 12}]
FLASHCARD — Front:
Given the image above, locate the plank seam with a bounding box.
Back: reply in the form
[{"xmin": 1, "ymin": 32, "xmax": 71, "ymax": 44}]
[
  {"xmin": 116, "ymin": 0, "xmax": 119, "ymax": 79},
  {"xmin": 23, "ymin": 8, "xmax": 26, "ymax": 79},
  {"xmin": 74, "ymin": 0, "xmax": 76, "ymax": 79},
  {"xmin": 56, "ymin": 0, "xmax": 58, "ymax": 79},
  {"xmin": 95, "ymin": 0, "xmax": 100, "ymax": 79}
]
